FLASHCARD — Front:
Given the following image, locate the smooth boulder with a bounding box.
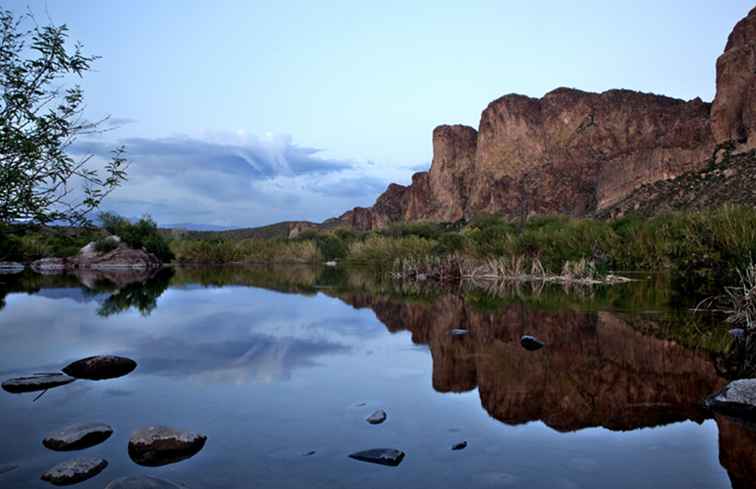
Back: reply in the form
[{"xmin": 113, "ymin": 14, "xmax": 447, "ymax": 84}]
[
  {"xmin": 705, "ymin": 378, "xmax": 756, "ymax": 419},
  {"xmin": 520, "ymin": 335, "xmax": 545, "ymax": 351},
  {"xmin": 43, "ymin": 422, "xmax": 113, "ymax": 451},
  {"xmin": 40, "ymin": 457, "xmax": 107, "ymax": 486},
  {"xmin": 104, "ymin": 476, "xmax": 184, "ymax": 489},
  {"xmin": 62, "ymin": 355, "xmax": 137, "ymax": 380},
  {"xmin": 366, "ymin": 409, "xmax": 387, "ymax": 425},
  {"xmin": 2, "ymin": 373, "xmax": 75, "ymax": 394},
  {"xmin": 348, "ymin": 448, "xmax": 405, "ymax": 467},
  {"xmin": 128, "ymin": 426, "xmax": 207, "ymax": 466}
]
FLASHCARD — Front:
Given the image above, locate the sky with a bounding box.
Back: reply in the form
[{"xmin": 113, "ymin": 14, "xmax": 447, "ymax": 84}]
[{"xmin": 5, "ymin": 0, "xmax": 754, "ymax": 227}]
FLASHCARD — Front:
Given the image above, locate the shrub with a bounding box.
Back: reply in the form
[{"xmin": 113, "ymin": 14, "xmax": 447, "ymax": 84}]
[
  {"xmin": 94, "ymin": 237, "xmax": 119, "ymax": 254},
  {"xmin": 99, "ymin": 212, "xmax": 174, "ymax": 262}
]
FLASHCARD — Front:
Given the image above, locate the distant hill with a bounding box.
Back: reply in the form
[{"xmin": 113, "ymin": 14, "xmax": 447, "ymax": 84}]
[{"xmin": 168, "ymin": 221, "xmax": 322, "ymax": 240}]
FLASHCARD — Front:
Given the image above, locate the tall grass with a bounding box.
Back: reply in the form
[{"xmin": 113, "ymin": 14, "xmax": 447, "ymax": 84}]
[{"xmin": 171, "ymin": 238, "xmax": 320, "ymax": 264}]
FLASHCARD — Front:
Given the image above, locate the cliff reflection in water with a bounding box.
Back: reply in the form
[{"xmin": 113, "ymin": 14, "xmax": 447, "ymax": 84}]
[{"xmin": 2, "ymin": 265, "xmax": 755, "ymax": 487}]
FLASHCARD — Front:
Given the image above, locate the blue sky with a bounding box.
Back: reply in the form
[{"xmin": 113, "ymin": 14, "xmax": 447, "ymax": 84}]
[{"xmin": 6, "ymin": 1, "xmax": 754, "ymax": 227}]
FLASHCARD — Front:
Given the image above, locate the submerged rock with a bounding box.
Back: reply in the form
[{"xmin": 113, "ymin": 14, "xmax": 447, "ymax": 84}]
[
  {"xmin": 705, "ymin": 378, "xmax": 756, "ymax": 420},
  {"xmin": 2, "ymin": 373, "xmax": 75, "ymax": 394},
  {"xmin": 449, "ymin": 329, "xmax": 469, "ymax": 337},
  {"xmin": 366, "ymin": 409, "xmax": 387, "ymax": 425},
  {"xmin": 62, "ymin": 355, "xmax": 137, "ymax": 380},
  {"xmin": 43, "ymin": 422, "xmax": 113, "ymax": 451},
  {"xmin": 40, "ymin": 457, "xmax": 107, "ymax": 486},
  {"xmin": 128, "ymin": 426, "xmax": 207, "ymax": 467},
  {"xmin": 348, "ymin": 448, "xmax": 405, "ymax": 467},
  {"xmin": 520, "ymin": 335, "xmax": 545, "ymax": 351},
  {"xmin": 104, "ymin": 476, "xmax": 184, "ymax": 489},
  {"xmin": 451, "ymin": 441, "xmax": 468, "ymax": 450}
]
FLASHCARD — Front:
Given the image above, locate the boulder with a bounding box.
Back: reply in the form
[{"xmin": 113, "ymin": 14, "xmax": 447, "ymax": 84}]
[
  {"xmin": 0, "ymin": 262, "xmax": 23, "ymax": 274},
  {"xmin": 104, "ymin": 476, "xmax": 184, "ymax": 489},
  {"xmin": 348, "ymin": 448, "xmax": 405, "ymax": 467},
  {"xmin": 43, "ymin": 422, "xmax": 113, "ymax": 451},
  {"xmin": 2, "ymin": 373, "xmax": 75, "ymax": 394},
  {"xmin": 520, "ymin": 335, "xmax": 545, "ymax": 351},
  {"xmin": 366, "ymin": 409, "xmax": 387, "ymax": 425},
  {"xmin": 79, "ymin": 236, "xmax": 121, "ymax": 256},
  {"xmin": 128, "ymin": 426, "xmax": 207, "ymax": 467},
  {"xmin": 705, "ymin": 378, "xmax": 756, "ymax": 420},
  {"xmin": 62, "ymin": 355, "xmax": 137, "ymax": 380},
  {"xmin": 40, "ymin": 457, "xmax": 107, "ymax": 486}
]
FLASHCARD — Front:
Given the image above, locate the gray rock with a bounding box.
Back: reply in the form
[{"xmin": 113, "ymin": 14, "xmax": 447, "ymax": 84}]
[
  {"xmin": 705, "ymin": 378, "xmax": 756, "ymax": 419},
  {"xmin": 449, "ymin": 329, "xmax": 469, "ymax": 337},
  {"xmin": 366, "ymin": 409, "xmax": 387, "ymax": 424},
  {"xmin": 128, "ymin": 426, "xmax": 207, "ymax": 467},
  {"xmin": 104, "ymin": 476, "xmax": 184, "ymax": 489},
  {"xmin": 0, "ymin": 464, "xmax": 18, "ymax": 475},
  {"xmin": 2, "ymin": 373, "xmax": 75, "ymax": 394},
  {"xmin": 62, "ymin": 355, "xmax": 137, "ymax": 380},
  {"xmin": 452, "ymin": 441, "xmax": 468, "ymax": 450},
  {"xmin": 521, "ymin": 335, "xmax": 545, "ymax": 351},
  {"xmin": 43, "ymin": 422, "xmax": 113, "ymax": 451},
  {"xmin": 40, "ymin": 457, "xmax": 107, "ymax": 486},
  {"xmin": 348, "ymin": 448, "xmax": 405, "ymax": 467},
  {"xmin": 0, "ymin": 262, "xmax": 23, "ymax": 274}
]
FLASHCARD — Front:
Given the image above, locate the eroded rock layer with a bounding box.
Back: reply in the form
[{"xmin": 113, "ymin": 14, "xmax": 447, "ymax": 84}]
[{"xmin": 333, "ymin": 7, "xmax": 756, "ymax": 230}]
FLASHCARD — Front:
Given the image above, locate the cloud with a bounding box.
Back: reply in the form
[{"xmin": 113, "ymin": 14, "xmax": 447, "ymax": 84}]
[
  {"xmin": 106, "ymin": 117, "xmax": 138, "ymax": 127},
  {"xmin": 67, "ymin": 132, "xmax": 411, "ymax": 227}
]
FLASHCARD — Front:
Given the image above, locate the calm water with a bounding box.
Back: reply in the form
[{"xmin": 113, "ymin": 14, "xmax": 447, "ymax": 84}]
[{"xmin": 0, "ymin": 266, "xmax": 752, "ymax": 489}]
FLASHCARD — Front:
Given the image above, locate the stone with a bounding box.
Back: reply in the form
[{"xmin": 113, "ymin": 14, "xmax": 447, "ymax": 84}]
[
  {"xmin": 520, "ymin": 335, "xmax": 545, "ymax": 351},
  {"xmin": 324, "ymin": 261, "xmax": 337, "ymax": 267},
  {"xmin": 348, "ymin": 448, "xmax": 405, "ymax": 467},
  {"xmin": 712, "ymin": 7, "xmax": 756, "ymax": 147},
  {"xmin": 451, "ymin": 441, "xmax": 468, "ymax": 451},
  {"xmin": 705, "ymin": 379, "xmax": 756, "ymax": 420},
  {"xmin": 104, "ymin": 476, "xmax": 184, "ymax": 489},
  {"xmin": 40, "ymin": 457, "xmax": 107, "ymax": 486},
  {"xmin": 449, "ymin": 329, "xmax": 469, "ymax": 337},
  {"xmin": 80, "ymin": 236, "xmax": 121, "ymax": 256},
  {"xmin": 0, "ymin": 262, "xmax": 23, "ymax": 274},
  {"xmin": 43, "ymin": 422, "xmax": 113, "ymax": 451},
  {"xmin": 128, "ymin": 426, "xmax": 207, "ymax": 467},
  {"xmin": 329, "ymin": 7, "xmax": 756, "ymax": 230},
  {"xmin": 366, "ymin": 409, "xmax": 387, "ymax": 425},
  {"xmin": 62, "ymin": 355, "xmax": 137, "ymax": 380},
  {"xmin": 1, "ymin": 373, "xmax": 75, "ymax": 394}
]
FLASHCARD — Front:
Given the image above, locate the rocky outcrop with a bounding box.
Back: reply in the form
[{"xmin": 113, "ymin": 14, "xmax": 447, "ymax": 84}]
[
  {"xmin": 712, "ymin": 7, "xmax": 756, "ymax": 148},
  {"xmin": 333, "ymin": 7, "xmax": 755, "ymax": 230},
  {"xmin": 31, "ymin": 247, "xmax": 161, "ymax": 273}
]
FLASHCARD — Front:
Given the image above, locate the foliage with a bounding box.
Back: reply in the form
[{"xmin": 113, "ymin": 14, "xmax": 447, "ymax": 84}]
[
  {"xmin": 93, "ymin": 236, "xmax": 119, "ymax": 254},
  {"xmin": 0, "ymin": 10, "xmax": 126, "ymax": 225},
  {"xmin": 170, "ymin": 238, "xmax": 320, "ymax": 264}
]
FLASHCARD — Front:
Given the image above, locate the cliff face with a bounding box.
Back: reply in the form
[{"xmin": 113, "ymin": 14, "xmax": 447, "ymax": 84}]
[{"xmin": 334, "ymin": 7, "xmax": 756, "ymax": 230}]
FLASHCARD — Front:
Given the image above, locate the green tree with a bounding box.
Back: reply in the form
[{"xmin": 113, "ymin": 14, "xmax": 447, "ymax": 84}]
[{"xmin": 0, "ymin": 9, "xmax": 126, "ymax": 225}]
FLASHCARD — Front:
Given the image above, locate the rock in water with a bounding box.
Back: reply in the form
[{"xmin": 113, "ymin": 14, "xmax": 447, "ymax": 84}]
[
  {"xmin": 0, "ymin": 262, "xmax": 23, "ymax": 274},
  {"xmin": 128, "ymin": 426, "xmax": 207, "ymax": 466},
  {"xmin": 62, "ymin": 355, "xmax": 137, "ymax": 380},
  {"xmin": 104, "ymin": 476, "xmax": 184, "ymax": 489},
  {"xmin": 449, "ymin": 329, "xmax": 469, "ymax": 337},
  {"xmin": 40, "ymin": 457, "xmax": 107, "ymax": 486},
  {"xmin": 43, "ymin": 422, "xmax": 113, "ymax": 451},
  {"xmin": 705, "ymin": 379, "xmax": 756, "ymax": 420},
  {"xmin": 348, "ymin": 448, "xmax": 405, "ymax": 467},
  {"xmin": 2, "ymin": 373, "xmax": 75, "ymax": 394},
  {"xmin": 451, "ymin": 441, "xmax": 468, "ymax": 450},
  {"xmin": 520, "ymin": 335, "xmax": 545, "ymax": 351},
  {"xmin": 366, "ymin": 409, "xmax": 387, "ymax": 424}
]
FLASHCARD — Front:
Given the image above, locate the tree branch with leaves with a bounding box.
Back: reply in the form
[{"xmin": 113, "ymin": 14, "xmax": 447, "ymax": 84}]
[{"xmin": 0, "ymin": 9, "xmax": 127, "ymax": 226}]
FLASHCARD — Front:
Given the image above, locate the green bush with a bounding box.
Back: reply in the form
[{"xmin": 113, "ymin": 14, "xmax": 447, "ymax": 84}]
[
  {"xmin": 94, "ymin": 237, "xmax": 119, "ymax": 254},
  {"xmin": 98, "ymin": 212, "xmax": 174, "ymax": 262}
]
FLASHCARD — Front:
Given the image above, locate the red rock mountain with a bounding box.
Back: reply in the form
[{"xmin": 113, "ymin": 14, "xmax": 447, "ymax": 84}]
[{"xmin": 334, "ymin": 7, "xmax": 756, "ymax": 230}]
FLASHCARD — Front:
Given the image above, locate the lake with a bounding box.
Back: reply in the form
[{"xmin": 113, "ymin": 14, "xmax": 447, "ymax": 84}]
[{"xmin": 0, "ymin": 266, "xmax": 751, "ymax": 489}]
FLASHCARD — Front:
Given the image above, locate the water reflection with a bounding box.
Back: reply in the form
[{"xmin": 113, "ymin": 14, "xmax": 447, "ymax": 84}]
[{"xmin": 0, "ymin": 265, "xmax": 750, "ymax": 488}]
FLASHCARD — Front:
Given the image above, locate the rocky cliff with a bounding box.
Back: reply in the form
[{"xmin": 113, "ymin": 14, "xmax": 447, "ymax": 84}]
[{"xmin": 335, "ymin": 7, "xmax": 756, "ymax": 230}]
